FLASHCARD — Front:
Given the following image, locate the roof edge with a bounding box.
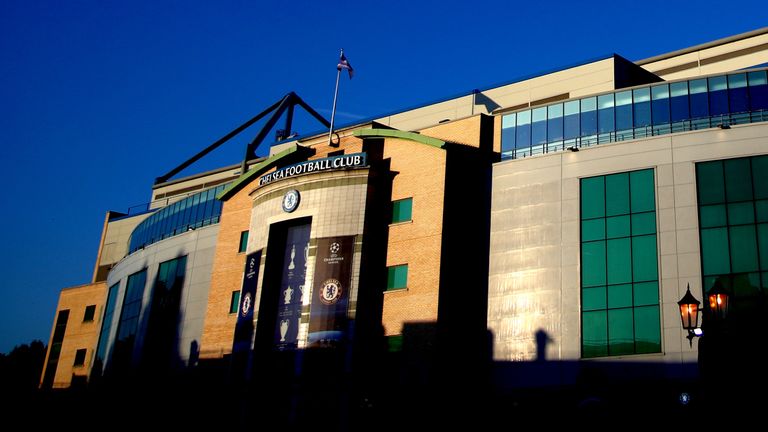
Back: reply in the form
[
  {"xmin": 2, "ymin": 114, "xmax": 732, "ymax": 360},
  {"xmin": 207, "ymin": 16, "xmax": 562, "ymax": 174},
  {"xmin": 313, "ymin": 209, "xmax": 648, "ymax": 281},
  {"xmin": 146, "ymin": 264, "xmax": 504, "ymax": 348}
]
[
  {"xmin": 352, "ymin": 129, "xmax": 445, "ymax": 148},
  {"xmin": 637, "ymin": 27, "xmax": 768, "ymax": 65}
]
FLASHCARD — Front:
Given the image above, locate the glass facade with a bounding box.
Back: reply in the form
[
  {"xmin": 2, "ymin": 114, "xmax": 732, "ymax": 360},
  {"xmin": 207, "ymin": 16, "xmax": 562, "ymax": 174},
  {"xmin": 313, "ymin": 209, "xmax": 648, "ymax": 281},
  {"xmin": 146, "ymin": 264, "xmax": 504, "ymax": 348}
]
[
  {"xmin": 580, "ymin": 169, "xmax": 661, "ymax": 358},
  {"xmin": 95, "ymin": 283, "xmax": 119, "ymax": 368},
  {"xmin": 112, "ymin": 269, "xmax": 147, "ymax": 367},
  {"xmin": 392, "ymin": 198, "xmax": 413, "ymax": 224},
  {"xmin": 501, "ymin": 69, "xmax": 768, "ymax": 159},
  {"xmin": 128, "ymin": 184, "xmax": 229, "ymax": 253},
  {"xmin": 696, "ymin": 156, "xmax": 768, "ymax": 317},
  {"xmin": 386, "ymin": 265, "xmax": 408, "ymax": 290}
]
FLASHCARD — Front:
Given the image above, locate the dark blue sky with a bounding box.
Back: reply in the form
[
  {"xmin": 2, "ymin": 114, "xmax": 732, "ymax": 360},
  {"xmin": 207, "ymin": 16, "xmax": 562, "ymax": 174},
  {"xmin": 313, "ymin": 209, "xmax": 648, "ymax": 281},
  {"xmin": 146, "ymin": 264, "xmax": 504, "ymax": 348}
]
[{"xmin": 1, "ymin": 0, "xmax": 766, "ymax": 353}]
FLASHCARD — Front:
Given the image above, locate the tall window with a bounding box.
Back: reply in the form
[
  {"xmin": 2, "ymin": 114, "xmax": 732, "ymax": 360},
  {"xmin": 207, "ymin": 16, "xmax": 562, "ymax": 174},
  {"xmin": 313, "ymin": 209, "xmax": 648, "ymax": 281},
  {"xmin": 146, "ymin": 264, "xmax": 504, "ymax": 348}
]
[
  {"xmin": 94, "ymin": 283, "xmax": 119, "ymax": 368},
  {"xmin": 580, "ymin": 169, "xmax": 661, "ymax": 358},
  {"xmin": 239, "ymin": 230, "xmax": 249, "ymax": 253},
  {"xmin": 230, "ymin": 290, "xmax": 241, "ymax": 314},
  {"xmin": 113, "ymin": 269, "xmax": 147, "ymax": 368},
  {"xmin": 696, "ymin": 156, "xmax": 768, "ymax": 319},
  {"xmin": 392, "ymin": 198, "xmax": 413, "ymax": 224},
  {"xmin": 387, "ymin": 264, "xmax": 408, "ymax": 291}
]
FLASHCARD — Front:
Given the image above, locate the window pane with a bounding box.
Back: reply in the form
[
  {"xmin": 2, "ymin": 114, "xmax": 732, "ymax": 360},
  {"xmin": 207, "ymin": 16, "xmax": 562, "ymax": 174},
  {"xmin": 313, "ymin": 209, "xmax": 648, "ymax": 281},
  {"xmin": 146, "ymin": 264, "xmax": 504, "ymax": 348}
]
[
  {"xmin": 615, "ymin": 90, "xmax": 633, "ymax": 132},
  {"xmin": 583, "ymin": 286, "xmax": 606, "ymax": 311},
  {"xmin": 392, "ymin": 198, "xmax": 413, "ymax": 223},
  {"xmin": 580, "ymin": 97, "xmax": 597, "ymax": 137},
  {"xmin": 651, "ymin": 85, "xmax": 670, "ymax": 126},
  {"xmin": 728, "ymin": 202, "xmax": 755, "ymax": 225},
  {"xmin": 582, "ymin": 241, "xmax": 606, "ymax": 287},
  {"xmin": 748, "ymin": 71, "xmax": 768, "ymax": 111},
  {"xmin": 607, "ymin": 238, "xmax": 632, "ymax": 285},
  {"xmin": 696, "ymin": 161, "xmax": 725, "ymax": 205},
  {"xmin": 753, "ymin": 156, "xmax": 768, "ymax": 199},
  {"xmin": 634, "ymin": 305, "xmax": 661, "ymax": 354},
  {"xmin": 670, "ymin": 82, "xmax": 690, "ymax": 122},
  {"xmin": 229, "ymin": 291, "xmax": 241, "ymax": 314},
  {"xmin": 757, "ymin": 200, "xmax": 768, "ymax": 223},
  {"xmin": 582, "ymin": 218, "xmax": 605, "ymax": 242},
  {"xmin": 501, "ymin": 114, "xmax": 516, "ymax": 157},
  {"xmin": 547, "ymin": 104, "xmax": 564, "ymax": 142},
  {"xmin": 605, "ymin": 173, "xmax": 630, "ymax": 216},
  {"xmin": 728, "ymin": 74, "xmax": 749, "ymax": 113},
  {"xmin": 631, "ymin": 212, "xmax": 656, "ymax": 236},
  {"xmin": 630, "ymin": 169, "xmax": 655, "ymax": 212},
  {"xmin": 730, "ymin": 225, "xmax": 758, "ymax": 273},
  {"xmin": 606, "ymin": 215, "xmax": 630, "ymax": 239},
  {"xmin": 516, "ymin": 110, "xmax": 531, "ymax": 148},
  {"xmin": 387, "ymin": 265, "xmax": 408, "ymax": 290},
  {"xmin": 724, "ymin": 158, "xmax": 753, "ymax": 202},
  {"xmin": 633, "ymin": 88, "xmax": 651, "ymax": 128},
  {"xmin": 608, "ymin": 284, "xmax": 632, "ymax": 309},
  {"xmin": 689, "ymin": 79, "xmax": 709, "ymax": 119},
  {"xmin": 564, "ymin": 100, "xmax": 580, "ymax": 139},
  {"xmin": 531, "ymin": 107, "xmax": 547, "ymax": 145},
  {"xmin": 598, "ymin": 94, "xmax": 615, "ymax": 134},
  {"xmin": 581, "ymin": 177, "xmax": 605, "ymax": 219},
  {"xmin": 583, "ymin": 311, "xmax": 607, "ymax": 358},
  {"xmin": 759, "ymin": 224, "xmax": 768, "ymax": 269},
  {"xmin": 701, "ymin": 228, "xmax": 730, "ymax": 275},
  {"xmin": 632, "ymin": 235, "xmax": 658, "ymax": 282},
  {"xmin": 709, "ymin": 76, "xmax": 729, "ymax": 116},
  {"xmin": 608, "ymin": 308, "xmax": 634, "ymax": 355},
  {"xmin": 239, "ymin": 231, "xmax": 249, "ymax": 253},
  {"xmin": 700, "ymin": 204, "xmax": 727, "ymax": 228},
  {"xmin": 633, "ymin": 281, "xmax": 659, "ymax": 306}
]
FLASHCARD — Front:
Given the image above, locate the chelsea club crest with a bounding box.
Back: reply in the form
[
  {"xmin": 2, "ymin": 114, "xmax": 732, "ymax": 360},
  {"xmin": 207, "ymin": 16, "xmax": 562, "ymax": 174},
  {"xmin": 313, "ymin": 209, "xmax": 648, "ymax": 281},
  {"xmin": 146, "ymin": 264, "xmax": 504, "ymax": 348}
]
[
  {"xmin": 319, "ymin": 278, "xmax": 342, "ymax": 305},
  {"xmin": 282, "ymin": 189, "xmax": 300, "ymax": 213},
  {"xmin": 241, "ymin": 292, "xmax": 252, "ymax": 317}
]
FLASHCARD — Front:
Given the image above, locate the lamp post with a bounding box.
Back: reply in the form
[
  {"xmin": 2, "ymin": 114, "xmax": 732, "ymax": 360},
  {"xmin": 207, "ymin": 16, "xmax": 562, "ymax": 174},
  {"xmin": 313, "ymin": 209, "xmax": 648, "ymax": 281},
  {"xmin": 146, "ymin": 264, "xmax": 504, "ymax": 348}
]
[{"xmin": 677, "ymin": 282, "xmax": 730, "ymax": 347}]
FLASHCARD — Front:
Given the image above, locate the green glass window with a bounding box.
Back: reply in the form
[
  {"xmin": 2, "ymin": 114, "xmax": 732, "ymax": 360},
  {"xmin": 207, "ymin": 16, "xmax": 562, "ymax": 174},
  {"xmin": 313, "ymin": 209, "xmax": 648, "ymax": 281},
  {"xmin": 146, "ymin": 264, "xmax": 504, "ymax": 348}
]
[
  {"xmin": 392, "ymin": 198, "xmax": 413, "ymax": 224},
  {"xmin": 580, "ymin": 168, "xmax": 660, "ymax": 358},
  {"xmin": 387, "ymin": 335, "xmax": 403, "ymax": 353},
  {"xmin": 229, "ymin": 290, "xmax": 241, "ymax": 314},
  {"xmin": 239, "ymin": 230, "xmax": 249, "ymax": 253},
  {"xmin": 696, "ymin": 156, "xmax": 768, "ymax": 323},
  {"xmin": 387, "ymin": 264, "xmax": 408, "ymax": 290}
]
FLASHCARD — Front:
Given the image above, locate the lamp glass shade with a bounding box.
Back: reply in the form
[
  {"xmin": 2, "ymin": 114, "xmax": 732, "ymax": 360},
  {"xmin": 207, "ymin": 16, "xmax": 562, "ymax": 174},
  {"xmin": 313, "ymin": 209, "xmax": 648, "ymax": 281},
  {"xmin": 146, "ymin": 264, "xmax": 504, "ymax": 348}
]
[{"xmin": 677, "ymin": 285, "xmax": 701, "ymax": 331}]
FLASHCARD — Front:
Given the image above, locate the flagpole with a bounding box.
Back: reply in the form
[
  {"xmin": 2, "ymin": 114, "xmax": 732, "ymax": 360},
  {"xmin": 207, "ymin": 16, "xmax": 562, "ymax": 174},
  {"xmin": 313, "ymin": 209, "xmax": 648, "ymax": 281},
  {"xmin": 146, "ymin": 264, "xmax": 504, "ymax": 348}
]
[{"xmin": 328, "ymin": 49, "xmax": 343, "ymax": 147}]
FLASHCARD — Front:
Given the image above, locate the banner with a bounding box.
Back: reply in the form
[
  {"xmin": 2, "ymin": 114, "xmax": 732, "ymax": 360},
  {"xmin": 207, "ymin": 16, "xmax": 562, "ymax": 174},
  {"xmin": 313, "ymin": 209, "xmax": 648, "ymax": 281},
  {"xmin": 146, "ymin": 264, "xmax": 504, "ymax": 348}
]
[
  {"xmin": 233, "ymin": 250, "xmax": 261, "ymax": 354},
  {"xmin": 273, "ymin": 223, "xmax": 311, "ymax": 350},
  {"xmin": 308, "ymin": 236, "xmax": 354, "ymax": 348}
]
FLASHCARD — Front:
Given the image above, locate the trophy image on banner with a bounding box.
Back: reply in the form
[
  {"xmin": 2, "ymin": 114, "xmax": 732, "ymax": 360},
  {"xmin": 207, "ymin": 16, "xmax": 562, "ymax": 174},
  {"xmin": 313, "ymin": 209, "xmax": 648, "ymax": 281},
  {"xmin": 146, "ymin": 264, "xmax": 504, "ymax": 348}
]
[
  {"xmin": 288, "ymin": 244, "xmax": 296, "ymax": 270},
  {"xmin": 283, "ymin": 285, "xmax": 293, "ymax": 305},
  {"xmin": 279, "ymin": 319, "xmax": 290, "ymax": 342}
]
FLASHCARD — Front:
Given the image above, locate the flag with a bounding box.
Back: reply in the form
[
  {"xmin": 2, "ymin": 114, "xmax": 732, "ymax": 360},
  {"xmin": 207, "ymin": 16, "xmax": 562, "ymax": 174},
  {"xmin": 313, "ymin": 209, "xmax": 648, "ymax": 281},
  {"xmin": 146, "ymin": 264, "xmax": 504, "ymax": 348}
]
[{"xmin": 337, "ymin": 51, "xmax": 354, "ymax": 79}]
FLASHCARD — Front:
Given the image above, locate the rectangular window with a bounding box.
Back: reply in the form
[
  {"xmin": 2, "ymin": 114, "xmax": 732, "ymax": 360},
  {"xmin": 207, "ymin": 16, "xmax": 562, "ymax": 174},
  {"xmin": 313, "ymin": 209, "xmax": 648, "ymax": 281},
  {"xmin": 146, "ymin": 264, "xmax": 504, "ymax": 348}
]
[
  {"xmin": 239, "ymin": 230, "xmax": 249, "ymax": 253},
  {"xmin": 95, "ymin": 283, "xmax": 119, "ymax": 368},
  {"xmin": 696, "ymin": 155, "xmax": 768, "ymax": 323},
  {"xmin": 73, "ymin": 348, "xmax": 87, "ymax": 367},
  {"xmin": 387, "ymin": 264, "xmax": 408, "ymax": 290},
  {"xmin": 230, "ymin": 290, "xmax": 241, "ymax": 314},
  {"xmin": 83, "ymin": 304, "xmax": 96, "ymax": 322},
  {"xmin": 392, "ymin": 198, "xmax": 413, "ymax": 224},
  {"xmin": 580, "ymin": 169, "xmax": 660, "ymax": 358},
  {"xmin": 114, "ymin": 269, "xmax": 147, "ymax": 366}
]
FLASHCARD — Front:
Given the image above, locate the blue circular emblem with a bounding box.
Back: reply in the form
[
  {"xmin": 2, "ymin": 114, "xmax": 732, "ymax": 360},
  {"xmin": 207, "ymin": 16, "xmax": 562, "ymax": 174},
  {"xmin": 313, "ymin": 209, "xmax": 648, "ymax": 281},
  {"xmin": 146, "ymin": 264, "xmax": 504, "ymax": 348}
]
[{"xmin": 282, "ymin": 189, "xmax": 300, "ymax": 213}]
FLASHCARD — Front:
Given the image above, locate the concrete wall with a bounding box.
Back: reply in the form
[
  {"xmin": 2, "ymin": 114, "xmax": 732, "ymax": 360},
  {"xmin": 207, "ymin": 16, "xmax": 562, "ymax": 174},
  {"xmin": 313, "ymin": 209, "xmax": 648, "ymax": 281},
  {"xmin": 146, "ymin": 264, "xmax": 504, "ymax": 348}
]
[
  {"xmin": 488, "ymin": 122, "xmax": 768, "ymax": 368},
  {"xmin": 100, "ymin": 224, "xmax": 219, "ymax": 372}
]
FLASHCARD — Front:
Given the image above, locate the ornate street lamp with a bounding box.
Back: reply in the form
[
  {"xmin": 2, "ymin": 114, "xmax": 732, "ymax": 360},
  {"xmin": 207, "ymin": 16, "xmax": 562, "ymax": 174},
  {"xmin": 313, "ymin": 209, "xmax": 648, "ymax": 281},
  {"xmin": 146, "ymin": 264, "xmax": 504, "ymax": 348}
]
[
  {"xmin": 678, "ymin": 284, "xmax": 701, "ymax": 347},
  {"xmin": 678, "ymin": 282, "xmax": 730, "ymax": 346}
]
